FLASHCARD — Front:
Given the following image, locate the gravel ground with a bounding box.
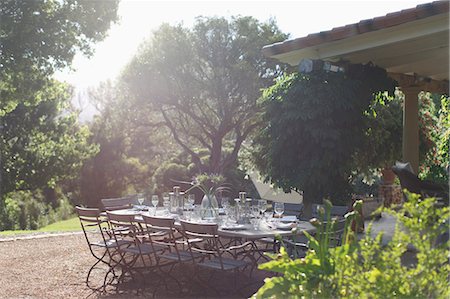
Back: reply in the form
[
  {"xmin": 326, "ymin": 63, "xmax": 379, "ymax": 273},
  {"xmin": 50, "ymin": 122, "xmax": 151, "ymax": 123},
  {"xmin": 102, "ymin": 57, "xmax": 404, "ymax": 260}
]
[
  {"xmin": 0, "ymin": 234, "xmax": 265, "ymax": 299},
  {"xmin": 0, "ymin": 234, "xmax": 100, "ymax": 298}
]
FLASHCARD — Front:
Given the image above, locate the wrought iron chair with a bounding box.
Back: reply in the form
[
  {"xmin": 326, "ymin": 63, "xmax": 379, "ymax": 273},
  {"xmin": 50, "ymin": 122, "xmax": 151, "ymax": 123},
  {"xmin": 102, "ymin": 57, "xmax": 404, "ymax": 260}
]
[
  {"xmin": 259, "ymin": 202, "xmax": 304, "ymax": 254},
  {"xmin": 106, "ymin": 211, "xmax": 164, "ymax": 291},
  {"xmin": 178, "ymin": 220, "xmax": 256, "ymax": 296},
  {"xmin": 76, "ymin": 206, "xmax": 131, "ymax": 292},
  {"xmin": 141, "ymin": 215, "xmax": 203, "ymax": 295},
  {"xmin": 101, "ymin": 196, "xmax": 137, "ymax": 211},
  {"xmin": 285, "ymin": 217, "xmax": 347, "ymax": 258}
]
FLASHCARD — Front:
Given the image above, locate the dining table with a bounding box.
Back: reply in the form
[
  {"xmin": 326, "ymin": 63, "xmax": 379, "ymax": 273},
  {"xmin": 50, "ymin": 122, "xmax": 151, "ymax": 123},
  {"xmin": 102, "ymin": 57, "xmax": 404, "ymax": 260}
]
[{"xmin": 106, "ymin": 206, "xmax": 316, "ymax": 240}]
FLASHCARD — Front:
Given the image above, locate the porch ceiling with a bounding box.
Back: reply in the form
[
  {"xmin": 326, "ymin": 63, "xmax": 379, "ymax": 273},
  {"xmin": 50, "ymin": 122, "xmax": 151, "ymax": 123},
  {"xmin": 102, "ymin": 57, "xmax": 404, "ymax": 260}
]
[{"xmin": 263, "ymin": 1, "xmax": 449, "ymax": 82}]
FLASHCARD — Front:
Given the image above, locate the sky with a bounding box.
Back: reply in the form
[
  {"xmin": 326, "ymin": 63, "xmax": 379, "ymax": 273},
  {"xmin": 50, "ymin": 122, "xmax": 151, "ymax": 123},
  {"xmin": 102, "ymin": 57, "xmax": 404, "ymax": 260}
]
[{"xmin": 54, "ymin": 0, "xmax": 430, "ymax": 119}]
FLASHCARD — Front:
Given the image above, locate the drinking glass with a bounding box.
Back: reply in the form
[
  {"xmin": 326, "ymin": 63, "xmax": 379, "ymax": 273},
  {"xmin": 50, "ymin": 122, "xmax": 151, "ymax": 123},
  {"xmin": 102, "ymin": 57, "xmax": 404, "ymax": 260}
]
[
  {"xmin": 162, "ymin": 194, "xmax": 170, "ymax": 214},
  {"xmin": 258, "ymin": 199, "xmax": 267, "ymax": 215},
  {"xmin": 187, "ymin": 194, "xmax": 195, "ymax": 210},
  {"xmin": 221, "ymin": 197, "xmax": 230, "ymax": 217},
  {"xmin": 226, "ymin": 206, "xmax": 237, "ymax": 224},
  {"xmin": 274, "ymin": 202, "xmax": 284, "ymax": 218},
  {"xmin": 250, "ymin": 206, "xmax": 260, "ymax": 230},
  {"xmin": 137, "ymin": 193, "xmax": 145, "ymax": 206},
  {"xmin": 221, "ymin": 197, "xmax": 230, "ymax": 209}
]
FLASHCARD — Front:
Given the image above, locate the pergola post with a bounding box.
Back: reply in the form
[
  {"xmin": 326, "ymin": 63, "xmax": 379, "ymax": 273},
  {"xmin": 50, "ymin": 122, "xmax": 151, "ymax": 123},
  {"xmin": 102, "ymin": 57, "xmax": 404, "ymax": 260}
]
[{"xmin": 401, "ymin": 87, "xmax": 421, "ymax": 173}]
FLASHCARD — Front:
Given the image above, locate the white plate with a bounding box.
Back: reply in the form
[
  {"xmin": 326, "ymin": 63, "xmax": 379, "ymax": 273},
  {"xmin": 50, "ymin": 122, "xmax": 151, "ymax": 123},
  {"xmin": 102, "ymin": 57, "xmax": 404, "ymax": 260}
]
[
  {"xmin": 274, "ymin": 222, "xmax": 295, "ymax": 230},
  {"xmin": 221, "ymin": 225, "xmax": 246, "ymax": 231},
  {"xmin": 114, "ymin": 209, "xmax": 141, "ymax": 215},
  {"xmin": 280, "ymin": 216, "xmax": 297, "ymax": 223}
]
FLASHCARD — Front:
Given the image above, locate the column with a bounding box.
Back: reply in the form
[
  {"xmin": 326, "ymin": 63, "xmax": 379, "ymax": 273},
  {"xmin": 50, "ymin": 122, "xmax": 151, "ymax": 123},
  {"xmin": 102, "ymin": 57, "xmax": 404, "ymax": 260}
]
[{"xmin": 401, "ymin": 87, "xmax": 421, "ymax": 173}]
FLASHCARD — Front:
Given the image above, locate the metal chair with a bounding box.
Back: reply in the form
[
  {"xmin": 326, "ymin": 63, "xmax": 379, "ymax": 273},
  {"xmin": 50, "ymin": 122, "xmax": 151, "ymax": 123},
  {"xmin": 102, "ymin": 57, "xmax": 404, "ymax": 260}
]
[
  {"xmin": 285, "ymin": 217, "xmax": 347, "ymax": 258},
  {"xmin": 141, "ymin": 215, "xmax": 203, "ymax": 295},
  {"xmin": 106, "ymin": 211, "xmax": 164, "ymax": 291},
  {"xmin": 101, "ymin": 196, "xmax": 137, "ymax": 211},
  {"xmin": 76, "ymin": 207, "xmax": 131, "ymax": 292},
  {"xmin": 178, "ymin": 220, "xmax": 256, "ymax": 296}
]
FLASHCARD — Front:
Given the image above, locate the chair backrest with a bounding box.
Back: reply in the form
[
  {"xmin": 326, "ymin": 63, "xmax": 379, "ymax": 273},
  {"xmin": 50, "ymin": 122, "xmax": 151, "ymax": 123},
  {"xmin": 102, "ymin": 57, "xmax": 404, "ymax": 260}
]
[
  {"xmin": 76, "ymin": 206, "xmax": 103, "ymax": 233},
  {"xmin": 330, "ymin": 205, "xmax": 349, "ymax": 217},
  {"xmin": 179, "ymin": 220, "xmax": 218, "ymax": 237},
  {"xmin": 317, "ymin": 217, "xmax": 347, "ymax": 247},
  {"xmin": 101, "ymin": 196, "xmax": 136, "ymax": 211},
  {"xmin": 141, "ymin": 215, "xmax": 180, "ymax": 255},
  {"xmin": 284, "ymin": 203, "xmax": 303, "ymax": 218},
  {"xmin": 76, "ymin": 206, "xmax": 110, "ymax": 256},
  {"xmin": 106, "ymin": 211, "xmax": 137, "ymax": 227},
  {"xmin": 106, "ymin": 211, "xmax": 140, "ymax": 239},
  {"xmin": 311, "ymin": 204, "xmax": 349, "ymax": 218},
  {"xmin": 179, "ymin": 220, "xmax": 220, "ymax": 255}
]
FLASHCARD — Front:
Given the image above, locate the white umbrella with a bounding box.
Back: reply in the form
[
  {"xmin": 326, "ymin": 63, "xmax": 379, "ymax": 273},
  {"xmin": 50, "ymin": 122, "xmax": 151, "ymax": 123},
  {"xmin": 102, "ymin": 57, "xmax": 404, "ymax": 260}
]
[{"xmin": 248, "ymin": 171, "xmax": 303, "ymax": 204}]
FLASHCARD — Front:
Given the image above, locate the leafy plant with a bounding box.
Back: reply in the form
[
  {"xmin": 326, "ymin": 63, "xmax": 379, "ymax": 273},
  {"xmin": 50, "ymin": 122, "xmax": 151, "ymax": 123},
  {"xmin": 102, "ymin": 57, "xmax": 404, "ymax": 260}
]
[
  {"xmin": 354, "ymin": 90, "xmax": 403, "ymax": 174},
  {"xmin": 252, "ymin": 64, "xmax": 396, "ymax": 209},
  {"xmin": 184, "ymin": 173, "xmax": 229, "ymax": 198},
  {"xmin": 254, "ymin": 193, "xmax": 450, "ymax": 298},
  {"xmin": 418, "ymin": 93, "xmax": 449, "ymax": 186}
]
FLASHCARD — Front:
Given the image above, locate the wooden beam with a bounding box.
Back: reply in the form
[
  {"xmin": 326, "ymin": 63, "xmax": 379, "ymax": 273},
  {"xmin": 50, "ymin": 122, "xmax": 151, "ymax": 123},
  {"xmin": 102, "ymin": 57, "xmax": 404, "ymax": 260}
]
[{"xmin": 388, "ymin": 72, "xmax": 449, "ymax": 94}]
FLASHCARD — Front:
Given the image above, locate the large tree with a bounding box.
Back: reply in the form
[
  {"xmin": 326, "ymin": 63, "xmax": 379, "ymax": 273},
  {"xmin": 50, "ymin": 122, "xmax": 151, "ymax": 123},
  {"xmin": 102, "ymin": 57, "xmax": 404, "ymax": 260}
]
[
  {"xmin": 252, "ymin": 65, "xmax": 396, "ymax": 212},
  {"xmin": 1, "ymin": 81, "xmax": 98, "ymax": 195},
  {"xmin": 0, "ymin": 0, "xmax": 119, "ymax": 115},
  {"xmin": 121, "ymin": 16, "xmax": 289, "ymax": 175},
  {"xmin": 0, "ymin": 0, "xmax": 119, "ymax": 200},
  {"xmin": 79, "ymin": 81, "xmax": 171, "ymax": 206}
]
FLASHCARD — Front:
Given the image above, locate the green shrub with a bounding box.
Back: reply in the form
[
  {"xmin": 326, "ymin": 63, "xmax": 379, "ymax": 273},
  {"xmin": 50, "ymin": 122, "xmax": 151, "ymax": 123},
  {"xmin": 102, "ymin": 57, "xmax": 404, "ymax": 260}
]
[
  {"xmin": 255, "ymin": 193, "xmax": 449, "ymax": 298},
  {"xmin": 0, "ymin": 190, "xmax": 74, "ymax": 230}
]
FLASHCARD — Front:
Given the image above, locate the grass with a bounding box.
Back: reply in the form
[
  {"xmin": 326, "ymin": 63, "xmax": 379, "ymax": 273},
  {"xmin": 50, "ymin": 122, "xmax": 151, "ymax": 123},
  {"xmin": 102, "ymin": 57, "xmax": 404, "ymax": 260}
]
[{"xmin": 0, "ymin": 217, "xmax": 81, "ymax": 236}]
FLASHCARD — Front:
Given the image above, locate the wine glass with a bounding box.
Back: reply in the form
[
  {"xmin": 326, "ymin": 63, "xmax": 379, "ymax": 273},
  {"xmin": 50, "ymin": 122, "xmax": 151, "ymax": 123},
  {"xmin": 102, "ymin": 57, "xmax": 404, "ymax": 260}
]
[
  {"xmin": 221, "ymin": 197, "xmax": 230, "ymax": 218},
  {"xmin": 151, "ymin": 195, "xmax": 159, "ymax": 207},
  {"xmin": 221, "ymin": 197, "xmax": 230, "ymax": 209},
  {"xmin": 258, "ymin": 199, "xmax": 267, "ymax": 216},
  {"xmin": 250, "ymin": 206, "xmax": 260, "ymax": 230},
  {"xmin": 162, "ymin": 194, "xmax": 170, "ymax": 215},
  {"xmin": 187, "ymin": 194, "xmax": 195, "ymax": 210},
  {"xmin": 137, "ymin": 193, "xmax": 145, "ymax": 206},
  {"xmin": 150, "ymin": 195, "xmax": 158, "ymax": 215},
  {"xmin": 274, "ymin": 202, "xmax": 284, "ymax": 219}
]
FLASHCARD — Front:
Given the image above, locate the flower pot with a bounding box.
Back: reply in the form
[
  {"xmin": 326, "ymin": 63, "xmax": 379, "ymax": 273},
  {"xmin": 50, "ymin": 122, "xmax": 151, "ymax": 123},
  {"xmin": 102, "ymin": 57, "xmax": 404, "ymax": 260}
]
[
  {"xmin": 200, "ymin": 194, "xmax": 219, "ymax": 221},
  {"xmin": 381, "ymin": 168, "xmax": 396, "ymax": 185}
]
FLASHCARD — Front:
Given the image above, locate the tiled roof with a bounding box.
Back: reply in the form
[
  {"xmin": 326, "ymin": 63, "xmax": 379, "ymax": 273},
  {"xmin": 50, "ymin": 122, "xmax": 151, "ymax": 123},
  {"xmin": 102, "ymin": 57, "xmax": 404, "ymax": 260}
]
[{"xmin": 262, "ymin": 1, "xmax": 449, "ymax": 57}]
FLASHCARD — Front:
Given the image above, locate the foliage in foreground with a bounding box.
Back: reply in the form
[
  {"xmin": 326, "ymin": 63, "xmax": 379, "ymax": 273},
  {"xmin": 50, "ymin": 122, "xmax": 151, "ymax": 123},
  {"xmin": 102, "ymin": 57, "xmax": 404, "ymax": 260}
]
[{"xmin": 255, "ymin": 193, "xmax": 450, "ymax": 298}]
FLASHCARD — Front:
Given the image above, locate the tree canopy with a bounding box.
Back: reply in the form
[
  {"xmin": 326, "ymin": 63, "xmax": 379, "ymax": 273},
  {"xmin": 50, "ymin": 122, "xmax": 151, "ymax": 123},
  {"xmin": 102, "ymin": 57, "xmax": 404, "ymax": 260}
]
[
  {"xmin": 120, "ymin": 16, "xmax": 289, "ymax": 175},
  {"xmin": 0, "ymin": 0, "xmax": 119, "ymax": 115},
  {"xmin": 252, "ymin": 65, "xmax": 396, "ymax": 206},
  {"xmin": 0, "ymin": 0, "xmax": 119, "ymax": 226}
]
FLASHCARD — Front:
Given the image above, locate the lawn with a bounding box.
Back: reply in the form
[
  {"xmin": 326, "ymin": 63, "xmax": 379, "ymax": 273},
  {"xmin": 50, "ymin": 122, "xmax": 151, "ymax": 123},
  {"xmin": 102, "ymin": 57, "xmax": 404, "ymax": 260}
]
[{"xmin": 0, "ymin": 217, "xmax": 81, "ymax": 236}]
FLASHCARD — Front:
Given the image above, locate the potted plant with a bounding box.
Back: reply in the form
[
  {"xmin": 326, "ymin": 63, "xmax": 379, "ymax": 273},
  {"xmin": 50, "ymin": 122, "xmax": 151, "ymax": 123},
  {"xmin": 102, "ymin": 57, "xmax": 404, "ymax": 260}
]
[
  {"xmin": 355, "ymin": 91, "xmax": 403, "ymax": 184},
  {"xmin": 185, "ymin": 173, "xmax": 228, "ymax": 220}
]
